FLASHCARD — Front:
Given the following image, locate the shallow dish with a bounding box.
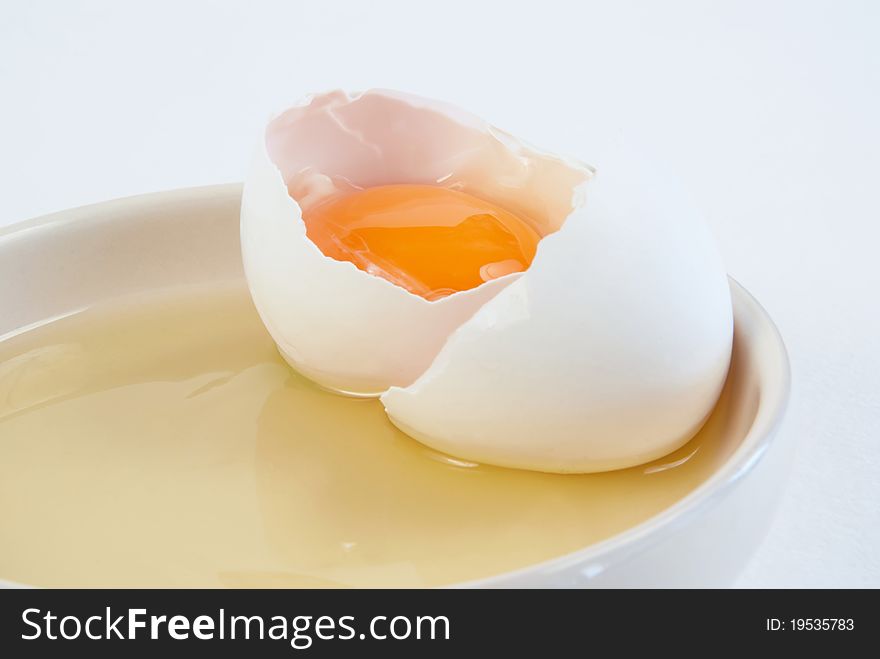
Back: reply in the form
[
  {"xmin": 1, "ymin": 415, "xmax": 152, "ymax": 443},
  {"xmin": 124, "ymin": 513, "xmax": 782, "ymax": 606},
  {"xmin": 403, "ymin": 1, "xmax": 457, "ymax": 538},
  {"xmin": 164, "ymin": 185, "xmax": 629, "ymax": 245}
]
[{"xmin": 0, "ymin": 185, "xmax": 790, "ymax": 587}]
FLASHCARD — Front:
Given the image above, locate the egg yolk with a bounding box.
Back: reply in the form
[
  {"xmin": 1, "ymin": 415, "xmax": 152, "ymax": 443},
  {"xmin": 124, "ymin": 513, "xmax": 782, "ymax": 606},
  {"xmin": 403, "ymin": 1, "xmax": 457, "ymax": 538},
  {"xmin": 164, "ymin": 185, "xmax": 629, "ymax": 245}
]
[{"xmin": 301, "ymin": 184, "xmax": 541, "ymax": 300}]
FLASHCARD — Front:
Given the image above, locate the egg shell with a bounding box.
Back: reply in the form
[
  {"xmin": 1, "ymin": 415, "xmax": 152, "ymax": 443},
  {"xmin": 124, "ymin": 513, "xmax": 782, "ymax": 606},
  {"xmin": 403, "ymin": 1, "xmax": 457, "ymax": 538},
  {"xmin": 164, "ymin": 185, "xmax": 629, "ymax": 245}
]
[
  {"xmin": 382, "ymin": 149, "xmax": 733, "ymax": 473},
  {"xmin": 241, "ymin": 90, "xmax": 590, "ymax": 395}
]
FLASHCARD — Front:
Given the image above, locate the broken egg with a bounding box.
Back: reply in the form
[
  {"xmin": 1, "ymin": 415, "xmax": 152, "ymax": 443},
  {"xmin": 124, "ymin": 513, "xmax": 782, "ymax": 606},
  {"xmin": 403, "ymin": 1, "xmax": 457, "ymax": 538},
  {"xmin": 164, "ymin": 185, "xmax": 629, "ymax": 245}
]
[{"xmin": 240, "ymin": 89, "xmax": 732, "ymax": 472}]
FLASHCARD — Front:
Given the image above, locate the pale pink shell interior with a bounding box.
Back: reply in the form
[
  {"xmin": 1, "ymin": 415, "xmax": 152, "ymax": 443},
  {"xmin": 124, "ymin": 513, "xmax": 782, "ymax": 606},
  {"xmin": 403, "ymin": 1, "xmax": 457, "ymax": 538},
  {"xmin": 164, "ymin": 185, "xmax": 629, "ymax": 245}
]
[{"xmin": 265, "ymin": 90, "xmax": 591, "ymax": 238}]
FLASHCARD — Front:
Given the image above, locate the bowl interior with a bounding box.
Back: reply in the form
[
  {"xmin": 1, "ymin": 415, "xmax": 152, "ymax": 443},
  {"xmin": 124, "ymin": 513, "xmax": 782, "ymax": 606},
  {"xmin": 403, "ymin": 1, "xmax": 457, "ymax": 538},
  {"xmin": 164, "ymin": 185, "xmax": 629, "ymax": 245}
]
[{"xmin": 0, "ymin": 186, "xmax": 788, "ymax": 587}]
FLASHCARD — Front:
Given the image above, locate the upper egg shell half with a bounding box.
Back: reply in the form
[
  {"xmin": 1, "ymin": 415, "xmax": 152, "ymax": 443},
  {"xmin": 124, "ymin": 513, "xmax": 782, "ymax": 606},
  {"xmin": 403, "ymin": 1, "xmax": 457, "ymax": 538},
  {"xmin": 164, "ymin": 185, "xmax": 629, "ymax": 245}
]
[
  {"xmin": 241, "ymin": 89, "xmax": 590, "ymax": 396},
  {"xmin": 382, "ymin": 149, "xmax": 733, "ymax": 473}
]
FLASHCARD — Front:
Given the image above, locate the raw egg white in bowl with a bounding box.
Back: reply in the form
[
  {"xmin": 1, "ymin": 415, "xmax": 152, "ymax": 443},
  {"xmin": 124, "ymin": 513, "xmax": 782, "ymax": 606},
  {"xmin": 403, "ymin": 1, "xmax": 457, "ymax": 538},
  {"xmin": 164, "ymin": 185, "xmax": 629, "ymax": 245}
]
[
  {"xmin": 242, "ymin": 90, "xmax": 733, "ymax": 473},
  {"xmin": 0, "ymin": 186, "xmax": 789, "ymax": 588}
]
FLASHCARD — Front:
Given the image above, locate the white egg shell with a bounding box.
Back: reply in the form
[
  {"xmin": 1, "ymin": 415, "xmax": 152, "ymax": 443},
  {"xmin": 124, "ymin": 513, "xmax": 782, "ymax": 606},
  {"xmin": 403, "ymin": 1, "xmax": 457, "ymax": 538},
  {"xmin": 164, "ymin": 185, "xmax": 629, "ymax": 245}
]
[
  {"xmin": 241, "ymin": 90, "xmax": 590, "ymax": 395},
  {"xmin": 382, "ymin": 151, "xmax": 733, "ymax": 473}
]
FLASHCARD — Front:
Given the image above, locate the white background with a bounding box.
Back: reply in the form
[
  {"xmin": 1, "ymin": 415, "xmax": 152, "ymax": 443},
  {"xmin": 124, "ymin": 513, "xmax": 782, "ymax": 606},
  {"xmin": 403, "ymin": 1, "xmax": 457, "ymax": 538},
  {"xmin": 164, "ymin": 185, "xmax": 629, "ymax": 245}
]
[{"xmin": 1, "ymin": 1, "xmax": 878, "ymax": 587}]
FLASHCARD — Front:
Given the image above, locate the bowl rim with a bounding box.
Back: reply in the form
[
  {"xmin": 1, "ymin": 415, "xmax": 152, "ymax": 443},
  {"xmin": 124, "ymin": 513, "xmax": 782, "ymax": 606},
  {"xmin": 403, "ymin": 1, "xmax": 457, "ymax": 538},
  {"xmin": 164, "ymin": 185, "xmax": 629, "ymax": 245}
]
[{"xmin": 0, "ymin": 185, "xmax": 791, "ymax": 589}]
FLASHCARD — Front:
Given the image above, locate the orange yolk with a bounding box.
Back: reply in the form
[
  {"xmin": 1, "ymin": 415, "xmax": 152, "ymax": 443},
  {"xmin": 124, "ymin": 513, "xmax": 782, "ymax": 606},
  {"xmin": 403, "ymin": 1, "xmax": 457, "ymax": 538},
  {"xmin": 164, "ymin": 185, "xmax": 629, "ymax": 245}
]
[{"xmin": 301, "ymin": 184, "xmax": 541, "ymax": 300}]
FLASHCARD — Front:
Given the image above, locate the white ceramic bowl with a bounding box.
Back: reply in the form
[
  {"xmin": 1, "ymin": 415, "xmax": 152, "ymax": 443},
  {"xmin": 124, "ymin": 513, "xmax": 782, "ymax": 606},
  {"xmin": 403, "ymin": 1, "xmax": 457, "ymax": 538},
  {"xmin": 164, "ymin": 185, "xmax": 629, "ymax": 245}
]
[{"xmin": 0, "ymin": 185, "xmax": 791, "ymax": 588}]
